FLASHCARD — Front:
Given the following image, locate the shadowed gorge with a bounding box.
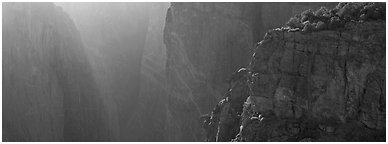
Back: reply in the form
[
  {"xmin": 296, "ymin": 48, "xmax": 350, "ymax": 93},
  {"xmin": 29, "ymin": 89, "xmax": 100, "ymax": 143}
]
[{"xmin": 2, "ymin": 2, "xmax": 386, "ymax": 142}]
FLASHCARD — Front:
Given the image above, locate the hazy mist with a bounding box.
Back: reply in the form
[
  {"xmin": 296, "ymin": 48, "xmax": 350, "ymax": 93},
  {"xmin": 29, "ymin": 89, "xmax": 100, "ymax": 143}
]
[
  {"xmin": 3, "ymin": 2, "xmax": 169, "ymax": 141},
  {"xmin": 3, "ymin": 2, "xmax": 385, "ymax": 142}
]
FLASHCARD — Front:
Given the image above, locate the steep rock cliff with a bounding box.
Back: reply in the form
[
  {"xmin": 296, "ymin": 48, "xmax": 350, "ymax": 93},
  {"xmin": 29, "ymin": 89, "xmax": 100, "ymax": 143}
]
[
  {"xmin": 3, "ymin": 3, "xmax": 110, "ymax": 141},
  {"xmin": 205, "ymin": 2, "xmax": 385, "ymax": 142},
  {"xmin": 164, "ymin": 3, "xmax": 257, "ymax": 141},
  {"xmin": 163, "ymin": 2, "xmax": 337, "ymax": 141},
  {"xmin": 241, "ymin": 4, "xmax": 385, "ymax": 142},
  {"xmin": 241, "ymin": 21, "xmax": 385, "ymax": 142}
]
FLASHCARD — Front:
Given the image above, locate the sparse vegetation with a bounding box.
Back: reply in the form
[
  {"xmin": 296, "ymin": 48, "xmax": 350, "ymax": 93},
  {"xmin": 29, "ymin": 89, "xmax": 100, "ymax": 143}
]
[{"xmin": 286, "ymin": 2, "xmax": 386, "ymax": 33}]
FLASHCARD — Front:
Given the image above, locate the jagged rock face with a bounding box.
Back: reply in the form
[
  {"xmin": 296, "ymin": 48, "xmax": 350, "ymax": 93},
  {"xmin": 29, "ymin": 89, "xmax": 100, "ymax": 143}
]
[
  {"xmin": 3, "ymin": 3, "xmax": 110, "ymax": 141},
  {"xmin": 245, "ymin": 20, "xmax": 385, "ymax": 141},
  {"xmin": 163, "ymin": 2, "xmax": 337, "ymax": 141},
  {"xmin": 164, "ymin": 3, "xmax": 258, "ymax": 141}
]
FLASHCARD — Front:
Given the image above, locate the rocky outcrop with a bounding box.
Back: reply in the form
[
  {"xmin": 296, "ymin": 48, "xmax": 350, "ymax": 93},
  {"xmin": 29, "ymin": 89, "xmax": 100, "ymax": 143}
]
[
  {"xmin": 163, "ymin": 2, "xmax": 337, "ymax": 141},
  {"xmin": 3, "ymin": 3, "xmax": 110, "ymax": 141},
  {"xmin": 164, "ymin": 3, "xmax": 256, "ymax": 141},
  {"xmin": 242, "ymin": 21, "xmax": 385, "ymax": 142},
  {"xmin": 206, "ymin": 2, "xmax": 386, "ymax": 142}
]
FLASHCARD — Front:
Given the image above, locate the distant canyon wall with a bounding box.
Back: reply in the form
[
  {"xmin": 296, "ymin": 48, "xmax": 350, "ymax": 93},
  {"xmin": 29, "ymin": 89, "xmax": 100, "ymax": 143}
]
[
  {"xmin": 57, "ymin": 2, "xmax": 169, "ymax": 141},
  {"xmin": 3, "ymin": 3, "xmax": 110, "ymax": 141},
  {"xmin": 3, "ymin": 2, "xmax": 170, "ymax": 142},
  {"xmin": 127, "ymin": 3, "xmax": 170, "ymax": 141}
]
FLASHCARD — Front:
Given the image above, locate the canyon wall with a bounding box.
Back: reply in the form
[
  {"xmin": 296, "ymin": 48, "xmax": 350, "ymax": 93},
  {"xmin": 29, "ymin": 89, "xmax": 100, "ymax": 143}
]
[
  {"xmin": 3, "ymin": 3, "xmax": 110, "ymax": 141},
  {"xmin": 57, "ymin": 3, "xmax": 169, "ymax": 141},
  {"xmin": 242, "ymin": 21, "xmax": 386, "ymax": 142},
  {"xmin": 240, "ymin": 3, "xmax": 386, "ymax": 141},
  {"xmin": 131, "ymin": 3, "xmax": 170, "ymax": 141},
  {"xmin": 199, "ymin": 2, "xmax": 385, "ymax": 142},
  {"xmin": 4, "ymin": 2, "xmax": 383, "ymax": 142},
  {"xmin": 163, "ymin": 2, "xmax": 337, "ymax": 141},
  {"xmin": 164, "ymin": 3, "xmax": 257, "ymax": 141}
]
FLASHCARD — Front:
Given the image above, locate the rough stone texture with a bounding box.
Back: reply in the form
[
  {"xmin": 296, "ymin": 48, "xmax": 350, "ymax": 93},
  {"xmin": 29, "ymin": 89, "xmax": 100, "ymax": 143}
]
[
  {"xmin": 200, "ymin": 2, "xmax": 385, "ymax": 142},
  {"xmin": 241, "ymin": 19, "xmax": 386, "ymax": 142},
  {"xmin": 3, "ymin": 3, "xmax": 110, "ymax": 141},
  {"xmin": 164, "ymin": 3, "xmax": 256, "ymax": 141},
  {"xmin": 163, "ymin": 2, "xmax": 337, "ymax": 141}
]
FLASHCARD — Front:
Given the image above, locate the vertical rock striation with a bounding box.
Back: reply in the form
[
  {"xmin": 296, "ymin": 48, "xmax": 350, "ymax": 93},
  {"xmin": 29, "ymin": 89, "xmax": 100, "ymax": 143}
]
[
  {"xmin": 57, "ymin": 3, "xmax": 169, "ymax": 141},
  {"xmin": 163, "ymin": 2, "xmax": 337, "ymax": 141},
  {"xmin": 3, "ymin": 3, "xmax": 110, "ymax": 141},
  {"xmin": 132, "ymin": 3, "xmax": 170, "ymax": 141},
  {"xmin": 243, "ymin": 21, "xmax": 385, "ymax": 142},
  {"xmin": 240, "ymin": 3, "xmax": 386, "ymax": 142},
  {"xmin": 163, "ymin": 3, "xmax": 257, "ymax": 141},
  {"xmin": 223, "ymin": 2, "xmax": 385, "ymax": 142}
]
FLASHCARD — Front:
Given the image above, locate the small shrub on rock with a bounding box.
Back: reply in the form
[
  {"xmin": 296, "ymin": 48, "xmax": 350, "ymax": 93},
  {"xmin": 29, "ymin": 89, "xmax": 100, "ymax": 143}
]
[{"xmin": 285, "ymin": 2, "xmax": 385, "ymax": 33}]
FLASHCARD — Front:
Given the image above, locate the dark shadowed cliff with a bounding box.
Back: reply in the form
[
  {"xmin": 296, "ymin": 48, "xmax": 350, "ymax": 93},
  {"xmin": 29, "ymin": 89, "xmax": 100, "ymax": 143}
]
[
  {"xmin": 163, "ymin": 2, "xmax": 337, "ymax": 141},
  {"xmin": 242, "ymin": 21, "xmax": 386, "ymax": 142},
  {"xmin": 239, "ymin": 2, "xmax": 386, "ymax": 141},
  {"xmin": 199, "ymin": 2, "xmax": 385, "ymax": 142}
]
